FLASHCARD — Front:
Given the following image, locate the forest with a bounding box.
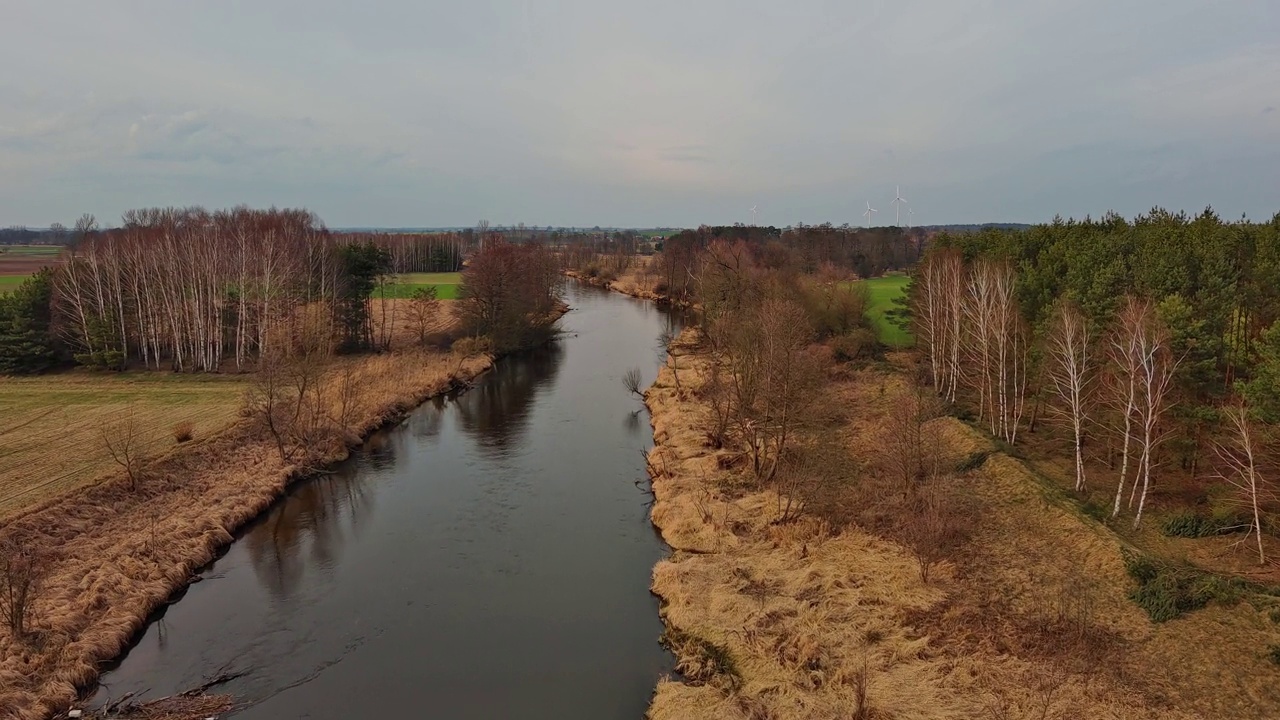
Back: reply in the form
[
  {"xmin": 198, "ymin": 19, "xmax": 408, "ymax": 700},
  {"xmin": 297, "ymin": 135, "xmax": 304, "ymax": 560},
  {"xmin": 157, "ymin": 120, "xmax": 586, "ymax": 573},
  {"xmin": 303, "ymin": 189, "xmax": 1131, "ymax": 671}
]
[{"xmin": 913, "ymin": 209, "xmax": 1280, "ymax": 547}]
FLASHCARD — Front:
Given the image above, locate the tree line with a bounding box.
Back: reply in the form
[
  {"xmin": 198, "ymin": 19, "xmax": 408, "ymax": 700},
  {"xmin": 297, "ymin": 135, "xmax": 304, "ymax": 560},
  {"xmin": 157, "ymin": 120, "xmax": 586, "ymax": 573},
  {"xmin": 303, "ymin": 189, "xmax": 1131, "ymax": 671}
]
[
  {"xmin": 912, "ymin": 208, "xmax": 1280, "ymax": 550},
  {"xmin": 0, "ymin": 207, "xmax": 567, "ymax": 375},
  {"xmin": 656, "ymin": 224, "xmax": 923, "ymax": 305}
]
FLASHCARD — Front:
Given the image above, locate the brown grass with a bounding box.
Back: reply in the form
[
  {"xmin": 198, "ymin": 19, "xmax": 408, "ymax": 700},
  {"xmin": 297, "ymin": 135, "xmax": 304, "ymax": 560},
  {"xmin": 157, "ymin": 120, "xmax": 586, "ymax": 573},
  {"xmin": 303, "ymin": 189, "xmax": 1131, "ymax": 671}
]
[
  {"xmin": 0, "ymin": 336, "xmax": 504, "ymax": 719},
  {"xmin": 644, "ymin": 331, "xmax": 1280, "ymax": 719},
  {"xmin": 0, "ymin": 375, "xmax": 246, "ymax": 519}
]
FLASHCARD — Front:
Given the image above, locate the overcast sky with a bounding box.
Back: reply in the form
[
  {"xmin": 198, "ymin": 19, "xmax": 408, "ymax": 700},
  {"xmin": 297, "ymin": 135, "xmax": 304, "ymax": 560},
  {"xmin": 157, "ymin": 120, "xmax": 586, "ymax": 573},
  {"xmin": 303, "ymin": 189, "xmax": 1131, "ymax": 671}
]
[{"xmin": 2, "ymin": 1, "xmax": 1277, "ymax": 228}]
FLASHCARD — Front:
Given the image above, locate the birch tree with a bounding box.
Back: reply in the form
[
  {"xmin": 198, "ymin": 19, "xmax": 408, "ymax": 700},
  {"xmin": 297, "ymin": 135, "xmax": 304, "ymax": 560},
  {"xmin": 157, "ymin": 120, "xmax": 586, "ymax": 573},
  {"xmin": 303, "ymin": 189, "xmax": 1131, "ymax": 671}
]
[
  {"xmin": 1215, "ymin": 401, "xmax": 1274, "ymax": 564},
  {"xmin": 1045, "ymin": 300, "xmax": 1095, "ymax": 491}
]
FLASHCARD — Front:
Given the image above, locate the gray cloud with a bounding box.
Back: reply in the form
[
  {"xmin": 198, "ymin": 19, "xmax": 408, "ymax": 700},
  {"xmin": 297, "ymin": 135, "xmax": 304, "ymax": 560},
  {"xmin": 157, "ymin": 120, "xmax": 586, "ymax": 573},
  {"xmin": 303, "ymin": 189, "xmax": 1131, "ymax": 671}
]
[{"xmin": 1, "ymin": 0, "xmax": 1277, "ymax": 227}]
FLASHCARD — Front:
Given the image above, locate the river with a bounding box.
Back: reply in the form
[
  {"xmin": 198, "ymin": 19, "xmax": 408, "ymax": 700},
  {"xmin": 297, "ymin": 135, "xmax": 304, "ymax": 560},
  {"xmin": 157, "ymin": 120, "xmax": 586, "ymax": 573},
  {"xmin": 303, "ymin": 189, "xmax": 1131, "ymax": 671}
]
[{"xmin": 91, "ymin": 281, "xmax": 680, "ymax": 719}]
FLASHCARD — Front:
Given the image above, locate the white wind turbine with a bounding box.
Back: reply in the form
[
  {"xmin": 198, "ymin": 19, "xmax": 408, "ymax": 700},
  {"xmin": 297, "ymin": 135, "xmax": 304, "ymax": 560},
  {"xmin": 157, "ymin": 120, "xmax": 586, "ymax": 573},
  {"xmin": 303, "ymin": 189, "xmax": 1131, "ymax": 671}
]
[
  {"xmin": 863, "ymin": 201, "xmax": 877, "ymax": 228},
  {"xmin": 907, "ymin": 207, "xmax": 915, "ymax": 229},
  {"xmin": 891, "ymin": 185, "xmax": 908, "ymax": 226},
  {"xmin": 750, "ymin": 204, "xmax": 759, "ymax": 226}
]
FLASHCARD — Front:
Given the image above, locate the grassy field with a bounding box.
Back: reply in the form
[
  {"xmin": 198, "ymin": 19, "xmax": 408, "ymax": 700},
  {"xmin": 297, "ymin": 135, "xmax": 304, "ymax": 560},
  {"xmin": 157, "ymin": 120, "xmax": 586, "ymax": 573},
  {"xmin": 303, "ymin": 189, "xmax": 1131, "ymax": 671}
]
[
  {"xmin": 860, "ymin": 274, "xmax": 912, "ymax": 347},
  {"xmin": 0, "ymin": 373, "xmax": 247, "ymax": 519},
  {"xmin": 0, "ymin": 275, "xmax": 28, "ymax": 294},
  {"xmin": 0, "ymin": 245, "xmax": 62, "ymax": 256},
  {"xmin": 374, "ymin": 272, "xmax": 462, "ymax": 300}
]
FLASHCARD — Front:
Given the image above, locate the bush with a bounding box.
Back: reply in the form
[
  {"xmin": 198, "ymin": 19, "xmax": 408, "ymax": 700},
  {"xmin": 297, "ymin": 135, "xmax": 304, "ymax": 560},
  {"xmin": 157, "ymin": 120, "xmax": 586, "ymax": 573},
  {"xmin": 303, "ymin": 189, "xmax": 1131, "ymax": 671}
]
[
  {"xmin": 452, "ymin": 336, "xmax": 493, "ymax": 357},
  {"xmin": 1123, "ymin": 550, "xmax": 1248, "ymax": 622},
  {"xmin": 798, "ymin": 279, "xmax": 869, "ymax": 339},
  {"xmin": 172, "ymin": 421, "xmax": 195, "ymax": 444},
  {"xmin": 830, "ymin": 328, "xmax": 878, "ymax": 363}
]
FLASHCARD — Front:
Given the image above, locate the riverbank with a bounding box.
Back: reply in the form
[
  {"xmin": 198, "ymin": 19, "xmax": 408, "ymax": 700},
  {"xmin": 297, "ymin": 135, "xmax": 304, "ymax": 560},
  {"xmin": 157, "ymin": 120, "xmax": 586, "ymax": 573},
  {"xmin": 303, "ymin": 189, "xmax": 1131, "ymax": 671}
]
[
  {"xmin": 0, "ymin": 319, "xmax": 570, "ymax": 718},
  {"xmin": 563, "ymin": 267, "xmax": 666, "ymax": 303},
  {"xmin": 642, "ymin": 330, "xmax": 1280, "ymax": 719}
]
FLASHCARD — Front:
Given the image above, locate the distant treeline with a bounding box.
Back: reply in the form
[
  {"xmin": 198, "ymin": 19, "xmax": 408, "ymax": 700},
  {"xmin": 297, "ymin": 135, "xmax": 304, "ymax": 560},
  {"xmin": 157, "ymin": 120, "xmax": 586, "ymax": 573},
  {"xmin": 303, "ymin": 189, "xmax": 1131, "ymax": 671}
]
[
  {"xmin": 653, "ymin": 224, "xmax": 924, "ymax": 303},
  {"xmin": 0, "ymin": 207, "xmax": 570, "ymax": 375}
]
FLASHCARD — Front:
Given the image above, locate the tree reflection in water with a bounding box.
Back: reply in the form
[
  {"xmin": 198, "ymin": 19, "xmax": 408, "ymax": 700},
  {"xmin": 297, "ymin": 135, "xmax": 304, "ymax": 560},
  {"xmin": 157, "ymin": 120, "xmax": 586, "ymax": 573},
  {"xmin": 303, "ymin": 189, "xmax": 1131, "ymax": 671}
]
[
  {"xmin": 453, "ymin": 340, "xmax": 565, "ymax": 457},
  {"xmin": 242, "ymin": 453, "xmax": 380, "ymax": 600}
]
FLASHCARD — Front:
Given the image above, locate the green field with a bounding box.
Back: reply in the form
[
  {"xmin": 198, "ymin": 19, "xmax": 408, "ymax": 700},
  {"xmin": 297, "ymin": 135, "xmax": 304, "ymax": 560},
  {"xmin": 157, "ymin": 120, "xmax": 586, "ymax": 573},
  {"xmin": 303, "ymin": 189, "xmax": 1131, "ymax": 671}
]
[
  {"xmin": 0, "ymin": 275, "xmax": 30, "ymax": 295},
  {"xmin": 0, "ymin": 245, "xmax": 62, "ymax": 256},
  {"xmin": 859, "ymin": 274, "xmax": 912, "ymax": 348},
  {"xmin": 373, "ymin": 272, "xmax": 462, "ymax": 300}
]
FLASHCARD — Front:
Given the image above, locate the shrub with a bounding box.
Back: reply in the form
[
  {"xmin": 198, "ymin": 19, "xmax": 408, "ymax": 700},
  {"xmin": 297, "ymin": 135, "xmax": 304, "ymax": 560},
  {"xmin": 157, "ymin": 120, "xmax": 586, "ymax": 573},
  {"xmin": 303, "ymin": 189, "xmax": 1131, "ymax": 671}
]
[
  {"xmin": 172, "ymin": 421, "xmax": 195, "ymax": 444},
  {"xmin": 1269, "ymin": 645, "xmax": 1280, "ymax": 666},
  {"xmin": 830, "ymin": 329, "xmax": 878, "ymax": 363},
  {"xmin": 798, "ymin": 279, "xmax": 869, "ymax": 339},
  {"xmin": 452, "ymin": 336, "xmax": 493, "ymax": 357},
  {"xmin": 1123, "ymin": 550, "xmax": 1248, "ymax": 622}
]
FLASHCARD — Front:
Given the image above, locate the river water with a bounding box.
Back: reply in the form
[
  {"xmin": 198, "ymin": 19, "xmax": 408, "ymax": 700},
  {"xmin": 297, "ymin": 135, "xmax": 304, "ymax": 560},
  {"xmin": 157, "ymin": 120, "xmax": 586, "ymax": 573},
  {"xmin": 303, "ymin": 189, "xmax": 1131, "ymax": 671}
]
[{"xmin": 91, "ymin": 281, "xmax": 679, "ymax": 719}]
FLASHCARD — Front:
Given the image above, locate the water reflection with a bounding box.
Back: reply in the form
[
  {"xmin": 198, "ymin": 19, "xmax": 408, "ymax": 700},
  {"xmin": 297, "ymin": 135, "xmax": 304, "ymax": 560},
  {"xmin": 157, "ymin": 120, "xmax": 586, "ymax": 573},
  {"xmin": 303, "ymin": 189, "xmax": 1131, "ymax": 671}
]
[
  {"xmin": 242, "ymin": 462, "xmax": 376, "ymax": 601},
  {"xmin": 453, "ymin": 340, "xmax": 565, "ymax": 457},
  {"xmin": 91, "ymin": 283, "xmax": 679, "ymax": 720}
]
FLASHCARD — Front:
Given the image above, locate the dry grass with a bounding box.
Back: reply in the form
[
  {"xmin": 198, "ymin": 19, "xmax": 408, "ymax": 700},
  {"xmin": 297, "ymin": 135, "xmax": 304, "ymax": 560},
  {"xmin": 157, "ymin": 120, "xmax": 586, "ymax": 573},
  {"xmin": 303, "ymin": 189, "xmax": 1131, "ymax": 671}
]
[
  {"xmin": 0, "ymin": 374, "xmax": 246, "ymax": 519},
  {"xmin": 0, "ymin": 339, "xmax": 501, "ymax": 719},
  {"xmin": 369, "ymin": 297, "xmax": 458, "ymax": 348},
  {"xmin": 644, "ymin": 332, "xmax": 1280, "ymax": 719}
]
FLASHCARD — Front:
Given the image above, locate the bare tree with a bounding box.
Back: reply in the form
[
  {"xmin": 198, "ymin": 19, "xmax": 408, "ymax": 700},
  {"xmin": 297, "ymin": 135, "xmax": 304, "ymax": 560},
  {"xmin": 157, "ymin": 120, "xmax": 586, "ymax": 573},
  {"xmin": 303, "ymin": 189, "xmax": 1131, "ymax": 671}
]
[
  {"xmin": 622, "ymin": 367, "xmax": 644, "ymax": 397},
  {"xmin": 1045, "ymin": 300, "xmax": 1095, "ymax": 491},
  {"xmin": 902, "ymin": 483, "xmax": 967, "ymax": 583},
  {"xmin": 882, "ymin": 380, "xmax": 944, "ymax": 490},
  {"xmin": 0, "ymin": 538, "xmax": 45, "ymax": 641},
  {"xmin": 1215, "ymin": 401, "xmax": 1274, "ymax": 564},
  {"xmin": 102, "ymin": 412, "xmax": 145, "ymax": 490},
  {"xmin": 403, "ymin": 286, "xmax": 440, "ymax": 345}
]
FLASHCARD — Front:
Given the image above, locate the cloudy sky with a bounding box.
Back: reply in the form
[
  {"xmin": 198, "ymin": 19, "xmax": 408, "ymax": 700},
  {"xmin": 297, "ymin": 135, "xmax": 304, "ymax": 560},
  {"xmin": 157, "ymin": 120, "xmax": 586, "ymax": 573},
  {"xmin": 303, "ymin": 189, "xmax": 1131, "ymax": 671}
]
[{"xmin": 2, "ymin": 0, "xmax": 1277, "ymax": 228}]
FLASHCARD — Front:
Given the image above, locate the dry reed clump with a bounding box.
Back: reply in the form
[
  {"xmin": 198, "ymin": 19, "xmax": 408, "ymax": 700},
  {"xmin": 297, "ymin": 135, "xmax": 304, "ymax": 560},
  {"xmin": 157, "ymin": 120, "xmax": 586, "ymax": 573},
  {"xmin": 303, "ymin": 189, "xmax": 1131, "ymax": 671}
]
[
  {"xmin": 169, "ymin": 421, "xmax": 194, "ymax": 444},
  {"xmin": 0, "ymin": 340, "xmax": 502, "ymax": 720},
  {"xmin": 643, "ymin": 329, "xmax": 1267, "ymax": 720}
]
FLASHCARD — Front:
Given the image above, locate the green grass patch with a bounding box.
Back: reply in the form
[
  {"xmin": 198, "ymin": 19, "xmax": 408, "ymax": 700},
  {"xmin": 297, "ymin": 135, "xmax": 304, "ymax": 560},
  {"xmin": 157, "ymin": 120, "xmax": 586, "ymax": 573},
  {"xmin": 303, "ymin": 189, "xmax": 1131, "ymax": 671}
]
[
  {"xmin": 0, "ymin": 275, "xmax": 31, "ymax": 295},
  {"xmin": 857, "ymin": 274, "xmax": 912, "ymax": 348},
  {"xmin": 1160, "ymin": 510, "xmax": 1247, "ymax": 538},
  {"xmin": 372, "ymin": 272, "xmax": 461, "ymax": 300}
]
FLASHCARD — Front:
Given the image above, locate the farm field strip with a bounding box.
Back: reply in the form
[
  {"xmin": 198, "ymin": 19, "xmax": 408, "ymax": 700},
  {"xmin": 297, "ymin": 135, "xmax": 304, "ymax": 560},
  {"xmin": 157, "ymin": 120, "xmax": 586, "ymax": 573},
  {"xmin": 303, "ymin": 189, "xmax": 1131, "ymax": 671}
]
[
  {"xmin": 372, "ymin": 272, "xmax": 462, "ymax": 299},
  {"xmin": 0, "ymin": 375, "xmax": 246, "ymax": 518}
]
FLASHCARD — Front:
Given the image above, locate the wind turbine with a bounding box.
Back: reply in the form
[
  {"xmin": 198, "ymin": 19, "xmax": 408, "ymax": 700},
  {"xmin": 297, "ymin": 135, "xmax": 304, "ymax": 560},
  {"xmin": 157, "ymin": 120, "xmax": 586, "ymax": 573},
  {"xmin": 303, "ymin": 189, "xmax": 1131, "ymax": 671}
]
[
  {"xmin": 750, "ymin": 204, "xmax": 759, "ymax": 226},
  {"xmin": 891, "ymin": 185, "xmax": 908, "ymax": 226},
  {"xmin": 863, "ymin": 201, "xmax": 877, "ymax": 228},
  {"xmin": 907, "ymin": 207, "xmax": 915, "ymax": 229}
]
